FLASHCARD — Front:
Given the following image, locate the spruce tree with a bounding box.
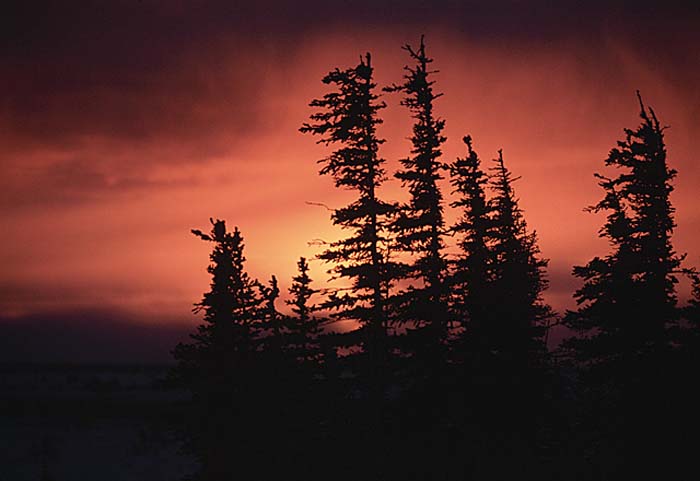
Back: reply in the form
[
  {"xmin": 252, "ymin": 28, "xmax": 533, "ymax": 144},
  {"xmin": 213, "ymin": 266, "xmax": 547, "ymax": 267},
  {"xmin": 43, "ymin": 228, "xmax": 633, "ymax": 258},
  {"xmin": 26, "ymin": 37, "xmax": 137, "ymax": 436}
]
[
  {"xmin": 448, "ymin": 135, "xmax": 496, "ymax": 359},
  {"xmin": 447, "ymin": 145, "xmax": 551, "ymax": 472},
  {"xmin": 564, "ymin": 175, "xmax": 637, "ymax": 366},
  {"xmin": 259, "ymin": 275, "xmax": 284, "ymax": 354},
  {"xmin": 173, "ymin": 219, "xmax": 262, "ymax": 375},
  {"xmin": 565, "ymin": 93, "xmax": 682, "ymax": 367},
  {"xmin": 171, "ymin": 219, "xmax": 263, "ymax": 480},
  {"xmin": 384, "ymin": 36, "xmax": 448, "ymax": 351},
  {"xmin": 286, "ymin": 257, "xmax": 324, "ymax": 365},
  {"xmin": 488, "ymin": 150, "xmax": 551, "ymax": 365},
  {"xmin": 562, "ymin": 92, "xmax": 686, "ymax": 480},
  {"xmin": 300, "ymin": 53, "xmax": 396, "ymax": 371}
]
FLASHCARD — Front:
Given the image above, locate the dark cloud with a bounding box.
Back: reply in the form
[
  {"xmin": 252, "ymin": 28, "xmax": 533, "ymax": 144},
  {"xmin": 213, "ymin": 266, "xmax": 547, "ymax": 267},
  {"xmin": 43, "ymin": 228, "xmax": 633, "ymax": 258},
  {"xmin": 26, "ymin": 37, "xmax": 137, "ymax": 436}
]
[
  {"xmin": 0, "ymin": 40, "xmax": 266, "ymax": 153},
  {"xmin": 2, "ymin": 0, "xmax": 698, "ymax": 151}
]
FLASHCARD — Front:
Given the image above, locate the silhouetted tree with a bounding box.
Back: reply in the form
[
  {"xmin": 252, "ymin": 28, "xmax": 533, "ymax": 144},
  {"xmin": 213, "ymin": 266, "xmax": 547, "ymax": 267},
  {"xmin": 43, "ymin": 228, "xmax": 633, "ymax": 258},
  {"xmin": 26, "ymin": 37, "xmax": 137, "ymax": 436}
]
[
  {"xmin": 173, "ymin": 219, "xmax": 262, "ymax": 373},
  {"xmin": 258, "ymin": 275, "xmax": 284, "ymax": 354},
  {"xmin": 448, "ymin": 135, "xmax": 496, "ymax": 359},
  {"xmin": 488, "ymin": 149, "xmax": 551, "ymax": 367},
  {"xmin": 563, "ymin": 176, "xmax": 637, "ymax": 367},
  {"xmin": 384, "ymin": 36, "xmax": 448, "ymax": 358},
  {"xmin": 285, "ymin": 257, "xmax": 324, "ymax": 365},
  {"xmin": 448, "ymin": 140, "xmax": 550, "ymax": 369},
  {"xmin": 171, "ymin": 219, "xmax": 263, "ymax": 480},
  {"xmin": 565, "ymin": 93, "xmax": 682, "ymax": 367},
  {"xmin": 449, "ymin": 149, "xmax": 553, "ymax": 476},
  {"xmin": 300, "ymin": 53, "xmax": 397, "ymax": 383},
  {"xmin": 687, "ymin": 274, "xmax": 700, "ymax": 330},
  {"xmin": 563, "ymin": 93, "xmax": 686, "ymax": 478}
]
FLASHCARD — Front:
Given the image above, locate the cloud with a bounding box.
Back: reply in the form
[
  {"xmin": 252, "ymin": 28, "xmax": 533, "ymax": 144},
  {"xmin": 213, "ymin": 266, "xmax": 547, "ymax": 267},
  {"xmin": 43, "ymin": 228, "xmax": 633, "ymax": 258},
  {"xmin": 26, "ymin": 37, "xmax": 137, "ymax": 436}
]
[
  {"xmin": 3, "ymin": 1, "xmax": 696, "ymax": 154},
  {"xmin": 0, "ymin": 154, "xmax": 214, "ymax": 210},
  {"xmin": 3, "ymin": 0, "xmax": 697, "ymax": 159},
  {"xmin": 0, "ymin": 39, "xmax": 267, "ymax": 155},
  {"xmin": 1, "ymin": 0, "xmax": 698, "ymax": 363}
]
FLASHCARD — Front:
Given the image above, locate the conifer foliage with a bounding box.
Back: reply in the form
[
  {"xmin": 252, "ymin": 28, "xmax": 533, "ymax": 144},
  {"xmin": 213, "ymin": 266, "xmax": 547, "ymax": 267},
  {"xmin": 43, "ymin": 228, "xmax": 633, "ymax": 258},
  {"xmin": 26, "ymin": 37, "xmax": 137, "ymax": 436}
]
[
  {"xmin": 448, "ymin": 140, "xmax": 550, "ymax": 365},
  {"xmin": 385, "ymin": 36, "xmax": 448, "ymax": 342},
  {"xmin": 173, "ymin": 219, "xmax": 262, "ymax": 377},
  {"xmin": 258, "ymin": 275, "xmax": 283, "ymax": 354},
  {"xmin": 561, "ymin": 92, "xmax": 691, "ymax": 481},
  {"xmin": 171, "ymin": 219, "xmax": 264, "ymax": 480},
  {"xmin": 167, "ymin": 40, "xmax": 699, "ymax": 481},
  {"xmin": 300, "ymin": 53, "xmax": 396, "ymax": 358},
  {"xmin": 488, "ymin": 150, "xmax": 551, "ymax": 363},
  {"xmin": 448, "ymin": 136, "xmax": 495, "ymax": 341},
  {"xmin": 565, "ymin": 92, "xmax": 683, "ymax": 366},
  {"xmin": 286, "ymin": 257, "xmax": 324, "ymax": 364}
]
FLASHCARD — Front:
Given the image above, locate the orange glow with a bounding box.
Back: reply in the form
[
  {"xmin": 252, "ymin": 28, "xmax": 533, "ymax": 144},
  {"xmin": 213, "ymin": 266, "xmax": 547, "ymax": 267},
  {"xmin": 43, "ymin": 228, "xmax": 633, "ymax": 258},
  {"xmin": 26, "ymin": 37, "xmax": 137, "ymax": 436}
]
[{"xmin": 1, "ymin": 28, "xmax": 698, "ymax": 329}]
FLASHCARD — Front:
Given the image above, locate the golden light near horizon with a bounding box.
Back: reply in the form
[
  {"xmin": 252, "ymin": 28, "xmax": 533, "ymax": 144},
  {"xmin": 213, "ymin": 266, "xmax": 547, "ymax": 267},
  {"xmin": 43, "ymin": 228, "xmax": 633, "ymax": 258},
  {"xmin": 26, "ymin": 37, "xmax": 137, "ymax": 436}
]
[{"xmin": 1, "ymin": 25, "xmax": 699, "ymax": 330}]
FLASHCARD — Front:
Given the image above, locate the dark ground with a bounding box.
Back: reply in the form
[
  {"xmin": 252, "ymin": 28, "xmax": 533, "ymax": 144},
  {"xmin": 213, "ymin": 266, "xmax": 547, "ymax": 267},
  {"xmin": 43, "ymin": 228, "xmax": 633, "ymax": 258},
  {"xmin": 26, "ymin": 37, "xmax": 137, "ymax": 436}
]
[{"xmin": 0, "ymin": 363, "xmax": 196, "ymax": 481}]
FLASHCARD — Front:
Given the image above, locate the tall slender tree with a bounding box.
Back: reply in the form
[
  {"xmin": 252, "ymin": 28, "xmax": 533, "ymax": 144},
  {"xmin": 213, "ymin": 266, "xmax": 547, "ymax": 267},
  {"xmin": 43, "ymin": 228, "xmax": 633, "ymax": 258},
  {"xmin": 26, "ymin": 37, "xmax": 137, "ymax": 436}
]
[
  {"xmin": 448, "ymin": 135, "xmax": 496, "ymax": 358},
  {"xmin": 384, "ymin": 36, "xmax": 448, "ymax": 350},
  {"xmin": 488, "ymin": 150, "xmax": 551, "ymax": 365},
  {"xmin": 300, "ymin": 53, "xmax": 396, "ymax": 371}
]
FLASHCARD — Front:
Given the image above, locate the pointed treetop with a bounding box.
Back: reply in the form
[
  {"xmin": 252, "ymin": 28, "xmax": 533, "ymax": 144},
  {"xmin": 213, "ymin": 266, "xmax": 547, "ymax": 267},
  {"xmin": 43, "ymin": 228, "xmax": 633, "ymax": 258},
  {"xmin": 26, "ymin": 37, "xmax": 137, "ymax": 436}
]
[
  {"xmin": 636, "ymin": 89, "xmax": 644, "ymax": 113},
  {"xmin": 402, "ymin": 34, "xmax": 429, "ymax": 62},
  {"xmin": 358, "ymin": 52, "xmax": 372, "ymax": 74},
  {"xmin": 463, "ymin": 135, "xmax": 474, "ymax": 152},
  {"xmin": 191, "ymin": 218, "xmax": 232, "ymax": 242},
  {"xmin": 213, "ymin": 219, "xmax": 226, "ymax": 240}
]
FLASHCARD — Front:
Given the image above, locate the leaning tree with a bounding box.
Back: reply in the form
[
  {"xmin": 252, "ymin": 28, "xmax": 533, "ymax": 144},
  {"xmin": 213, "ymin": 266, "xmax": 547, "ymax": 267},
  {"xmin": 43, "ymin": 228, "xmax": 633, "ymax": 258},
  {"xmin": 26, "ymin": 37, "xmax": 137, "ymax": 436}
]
[{"xmin": 565, "ymin": 92, "xmax": 683, "ymax": 368}]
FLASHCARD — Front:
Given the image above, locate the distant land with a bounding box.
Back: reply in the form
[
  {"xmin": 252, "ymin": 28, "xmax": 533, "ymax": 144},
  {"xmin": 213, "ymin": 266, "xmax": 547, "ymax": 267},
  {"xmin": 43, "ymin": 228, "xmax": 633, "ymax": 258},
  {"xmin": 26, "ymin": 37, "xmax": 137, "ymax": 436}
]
[{"xmin": 0, "ymin": 312, "xmax": 193, "ymax": 364}]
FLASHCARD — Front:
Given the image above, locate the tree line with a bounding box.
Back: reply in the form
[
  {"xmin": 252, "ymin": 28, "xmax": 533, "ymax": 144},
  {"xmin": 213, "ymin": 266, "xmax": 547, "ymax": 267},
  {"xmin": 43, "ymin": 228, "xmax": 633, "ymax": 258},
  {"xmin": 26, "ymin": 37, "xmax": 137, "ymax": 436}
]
[{"xmin": 170, "ymin": 37, "xmax": 700, "ymax": 481}]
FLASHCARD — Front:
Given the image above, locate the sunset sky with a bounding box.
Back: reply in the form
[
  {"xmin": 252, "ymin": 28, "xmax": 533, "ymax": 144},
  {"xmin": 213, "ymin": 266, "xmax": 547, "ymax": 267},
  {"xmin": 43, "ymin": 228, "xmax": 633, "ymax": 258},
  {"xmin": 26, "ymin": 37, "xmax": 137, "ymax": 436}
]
[{"xmin": 2, "ymin": 1, "xmax": 699, "ymax": 362}]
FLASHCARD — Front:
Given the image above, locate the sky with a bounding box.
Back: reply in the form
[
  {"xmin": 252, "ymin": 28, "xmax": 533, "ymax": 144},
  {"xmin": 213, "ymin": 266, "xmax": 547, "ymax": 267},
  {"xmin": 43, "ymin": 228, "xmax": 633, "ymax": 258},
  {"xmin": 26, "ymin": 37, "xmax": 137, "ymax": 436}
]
[{"xmin": 1, "ymin": 0, "xmax": 699, "ymax": 362}]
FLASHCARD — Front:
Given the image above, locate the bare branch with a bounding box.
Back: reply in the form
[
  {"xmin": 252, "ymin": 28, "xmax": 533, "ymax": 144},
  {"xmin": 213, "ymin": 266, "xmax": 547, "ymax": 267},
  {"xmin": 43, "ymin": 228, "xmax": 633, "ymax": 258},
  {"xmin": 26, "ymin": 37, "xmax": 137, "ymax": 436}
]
[{"xmin": 305, "ymin": 201, "xmax": 334, "ymax": 211}]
